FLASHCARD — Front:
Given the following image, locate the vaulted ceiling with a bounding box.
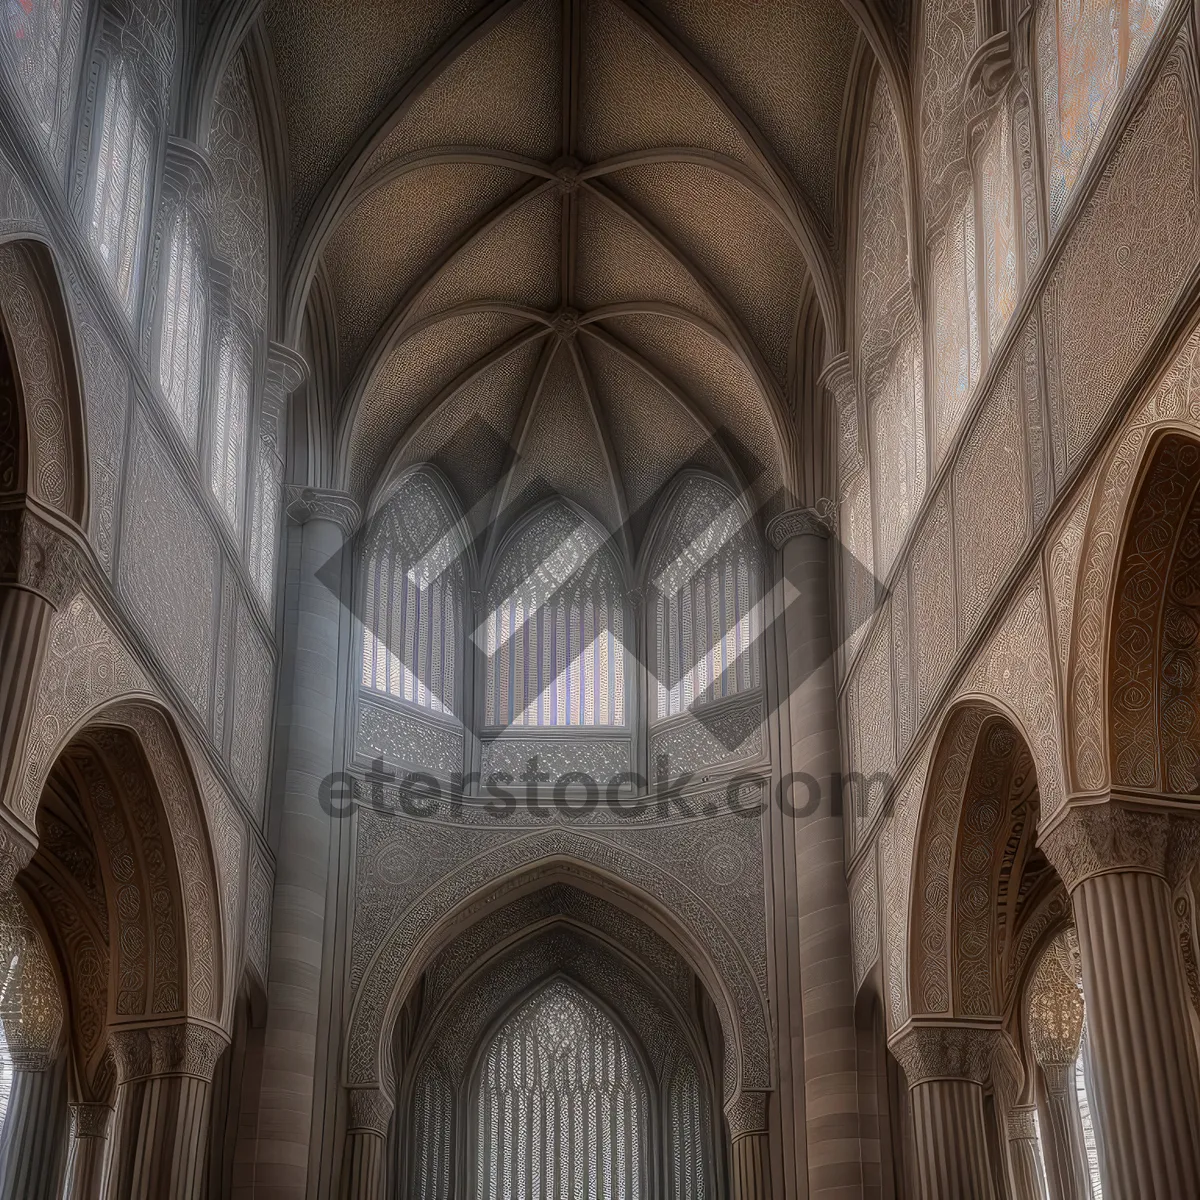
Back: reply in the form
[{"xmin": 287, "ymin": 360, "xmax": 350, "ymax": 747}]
[{"xmin": 263, "ymin": 0, "xmax": 864, "ymax": 553}]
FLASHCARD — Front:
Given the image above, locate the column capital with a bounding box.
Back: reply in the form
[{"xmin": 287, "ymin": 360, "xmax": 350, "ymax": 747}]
[
  {"xmin": 70, "ymin": 1101, "xmax": 113, "ymax": 1139},
  {"xmin": 889, "ymin": 1023, "xmax": 1009, "ymax": 1087},
  {"xmin": 0, "ymin": 817, "xmax": 35, "ymax": 891},
  {"xmin": 0, "ymin": 501, "xmax": 84, "ymax": 609},
  {"xmin": 108, "ymin": 1021, "xmax": 229, "ymax": 1085},
  {"xmin": 284, "ymin": 486, "xmax": 361, "ymax": 536},
  {"xmin": 346, "ymin": 1085, "xmax": 393, "ymax": 1136},
  {"xmin": 766, "ymin": 501, "xmax": 837, "ymax": 548},
  {"xmin": 724, "ymin": 1089, "xmax": 770, "ymax": 1139},
  {"xmin": 817, "ymin": 351, "xmax": 854, "ymax": 395},
  {"xmin": 1005, "ymin": 1104, "xmax": 1039, "ymax": 1141},
  {"xmin": 1041, "ymin": 799, "xmax": 1200, "ymax": 891}
]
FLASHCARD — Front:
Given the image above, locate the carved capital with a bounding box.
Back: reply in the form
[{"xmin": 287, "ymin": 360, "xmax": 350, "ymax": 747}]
[
  {"xmin": 766, "ymin": 502, "xmax": 837, "ymax": 547},
  {"xmin": 724, "ymin": 1089, "xmax": 770, "ymax": 1138},
  {"xmin": 346, "ymin": 1085, "xmax": 393, "ymax": 1135},
  {"xmin": 109, "ymin": 1022, "xmax": 229, "ymax": 1084},
  {"xmin": 1041, "ymin": 801, "xmax": 1200, "ymax": 890},
  {"xmin": 0, "ymin": 819, "xmax": 35, "ymax": 890},
  {"xmin": 0, "ymin": 504, "xmax": 83, "ymax": 608},
  {"xmin": 284, "ymin": 487, "xmax": 361, "ymax": 536},
  {"xmin": 70, "ymin": 1102, "xmax": 113, "ymax": 1139},
  {"xmin": 1006, "ymin": 1104, "xmax": 1039, "ymax": 1141},
  {"xmin": 265, "ymin": 342, "xmax": 309, "ymax": 399},
  {"xmin": 964, "ymin": 32, "xmax": 1015, "ymax": 130},
  {"xmin": 889, "ymin": 1024, "xmax": 1007, "ymax": 1087}
]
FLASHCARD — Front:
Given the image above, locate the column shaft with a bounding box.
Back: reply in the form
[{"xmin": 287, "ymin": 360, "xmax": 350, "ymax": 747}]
[
  {"xmin": 1038, "ymin": 1065, "xmax": 1089, "ymax": 1200},
  {"xmin": 731, "ymin": 1132, "xmax": 773, "ymax": 1200},
  {"xmin": 0, "ymin": 1057, "xmax": 68, "ymax": 1200},
  {"xmin": 62, "ymin": 1104, "xmax": 111, "ymax": 1200},
  {"xmin": 0, "ymin": 585, "xmax": 52, "ymax": 816},
  {"xmin": 909, "ymin": 1079, "xmax": 995, "ymax": 1199},
  {"xmin": 778, "ymin": 526, "xmax": 861, "ymax": 1200},
  {"xmin": 1003, "ymin": 1106, "xmax": 1047, "ymax": 1200},
  {"xmin": 341, "ymin": 1131, "xmax": 385, "ymax": 1200},
  {"xmin": 1073, "ymin": 869, "xmax": 1200, "ymax": 1198},
  {"xmin": 253, "ymin": 509, "xmax": 351, "ymax": 1197}
]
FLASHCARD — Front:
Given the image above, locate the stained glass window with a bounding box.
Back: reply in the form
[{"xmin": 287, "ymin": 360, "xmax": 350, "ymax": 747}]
[
  {"xmin": 484, "ymin": 505, "xmax": 625, "ymax": 728},
  {"xmin": 979, "ymin": 107, "xmax": 1018, "ymax": 352},
  {"xmin": 1, "ymin": 0, "xmax": 71, "ymax": 143},
  {"xmin": 158, "ymin": 207, "xmax": 207, "ymax": 442},
  {"xmin": 931, "ymin": 194, "xmax": 981, "ymax": 459},
  {"xmin": 411, "ymin": 1057, "xmax": 454, "ymax": 1200},
  {"xmin": 249, "ymin": 430, "xmax": 283, "ymax": 606},
  {"xmin": 666, "ymin": 1056, "xmax": 709, "ymax": 1200},
  {"xmin": 211, "ymin": 329, "xmax": 251, "ymax": 526},
  {"xmin": 648, "ymin": 477, "xmax": 761, "ymax": 721},
  {"xmin": 89, "ymin": 59, "xmax": 151, "ymax": 311},
  {"xmin": 362, "ymin": 469, "xmax": 466, "ymax": 717},
  {"xmin": 1038, "ymin": 0, "xmax": 1168, "ymax": 228},
  {"xmin": 474, "ymin": 981, "xmax": 648, "ymax": 1200}
]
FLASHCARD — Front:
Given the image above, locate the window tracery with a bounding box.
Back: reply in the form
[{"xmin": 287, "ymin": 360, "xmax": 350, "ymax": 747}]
[
  {"xmin": 248, "ymin": 426, "xmax": 282, "ymax": 607},
  {"xmin": 979, "ymin": 105, "xmax": 1018, "ymax": 352},
  {"xmin": 484, "ymin": 506, "xmax": 625, "ymax": 729},
  {"xmin": 647, "ymin": 477, "xmax": 761, "ymax": 721},
  {"xmin": 361, "ymin": 470, "xmax": 466, "ymax": 718},
  {"xmin": 1037, "ymin": 0, "xmax": 1169, "ymax": 229},
  {"xmin": 473, "ymin": 981, "xmax": 648, "ymax": 1200},
  {"xmin": 89, "ymin": 58, "xmax": 151, "ymax": 311},
  {"xmin": 158, "ymin": 206, "xmax": 207, "ymax": 443},
  {"xmin": 666, "ymin": 1055, "xmax": 709, "ymax": 1200},
  {"xmin": 1, "ymin": 0, "xmax": 78, "ymax": 156},
  {"xmin": 931, "ymin": 195, "xmax": 981, "ymax": 459},
  {"xmin": 211, "ymin": 327, "xmax": 251, "ymax": 526},
  {"xmin": 410, "ymin": 1056, "xmax": 454, "ymax": 1200}
]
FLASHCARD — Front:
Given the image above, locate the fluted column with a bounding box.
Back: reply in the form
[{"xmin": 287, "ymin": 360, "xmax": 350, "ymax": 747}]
[
  {"xmin": 341, "ymin": 1087, "xmax": 392, "ymax": 1200},
  {"xmin": 890, "ymin": 1026, "xmax": 1002, "ymax": 1200},
  {"xmin": 1043, "ymin": 802, "xmax": 1200, "ymax": 1199},
  {"xmin": 1038, "ymin": 1063, "xmax": 1089, "ymax": 1200},
  {"xmin": 767, "ymin": 504, "xmax": 862, "ymax": 1200},
  {"xmin": 1005, "ymin": 1106, "xmax": 1047, "ymax": 1200},
  {"xmin": 0, "ymin": 1050, "xmax": 68, "ymax": 1200},
  {"xmin": 251, "ymin": 489, "xmax": 358, "ymax": 1199},
  {"xmin": 0, "ymin": 501, "xmax": 81, "ymax": 823},
  {"xmin": 727, "ymin": 1092, "xmax": 772, "ymax": 1200},
  {"xmin": 107, "ymin": 1023, "xmax": 229, "ymax": 1200},
  {"xmin": 61, "ymin": 1103, "xmax": 112, "ymax": 1200}
]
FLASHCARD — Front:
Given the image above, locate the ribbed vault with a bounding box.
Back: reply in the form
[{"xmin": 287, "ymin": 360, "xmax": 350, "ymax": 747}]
[{"xmin": 264, "ymin": 0, "xmax": 861, "ymax": 550}]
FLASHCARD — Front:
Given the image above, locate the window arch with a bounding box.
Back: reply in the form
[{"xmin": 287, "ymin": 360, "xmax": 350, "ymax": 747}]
[
  {"xmin": 473, "ymin": 980, "xmax": 649, "ymax": 1200},
  {"xmin": 89, "ymin": 58, "xmax": 152, "ymax": 311},
  {"xmin": 157, "ymin": 206, "xmax": 207, "ymax": 442},
  {"xmin": 646, "ymin": 475, "xmax": 762, "ymax": 722},
  {"xmin": 361, "ymin": 469, "xmax": 467, "ymax": 719},
  {"xmin": 211, "ymin": 327, "xmax": 251, "ymax": 525},
  {"xmin": 484, "ymin": 505, "xmax": 626, "ymax": 729},
  {"xmin": 1036, "ymin": 0, "xmax": 1169, "ymax": 229}
]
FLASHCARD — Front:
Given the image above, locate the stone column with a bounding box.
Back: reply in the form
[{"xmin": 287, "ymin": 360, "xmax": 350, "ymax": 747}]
[
  {"xmin": 0, "ymin": 1049, "xmax": 68, "ymax": 1200},
  {"xmin": 250, "ymin": 489, "xmax": 358, "ymax": 1199},
  {"xmin": 341, "ymin": 1087, "xmax": 392, "ymax": 1200},
  {"xmin": 1004, "ymin": 1106, "xmax": 1047, "ymax": 1200},
  {"xmin": 61, "ymin": 1103, "xmax": 112, "ymax": 1200},
  {"xmin": 890, "ymin": 1026, "xmax": 1001, "ymax": 1200},
  {"xmin": 1043, "ymin": 802, "xmax": 1200, "ymax": 1199},
  {"xmin": 727, "ymin": 1092, "xmax": 772, "ymax": 1200},
  {"xmin": 766, "ymin": 506, "xmax": 862, "ymax": 1200},
  {"xmin": 0, "ymin": 502, "xmax": 80, "ymax": 823},
  {"xmin": 107, "ymin": 1023, "xmax": 229, "ymax": 1200}
]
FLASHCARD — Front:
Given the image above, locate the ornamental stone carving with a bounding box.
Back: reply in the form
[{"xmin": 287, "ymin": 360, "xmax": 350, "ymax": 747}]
[
  {"xmin": 766, "ymin": 502, "xmax": 836, "ymax": 547},
  {"xmin": 0, "ymin": 817, "xmax": 36, "ymax": 890},
  {"xmin": 0, "ymin": 503, "xmax": 83, "ymax": 608},
  {"xmin": 69, "ymin": 1102, "xmax": 113, "ymax": 1139},
  {"xmin": 284, "ymin": 487, "xmax": 361, "ymax": 535},
  {"xmin": 109, "ymin": 1022, "xmax": 228, "ymax": 1084},
  {"xmin": 1040, "ymin": 802, "xmax": 1200, "ymax": 891},
  {"xmin": 347, "ymin": 1085, "xmax": 394, "ymax": 1135},
  {"xmin": 724, "ymin": 1089, "xmax": 770, "ymax": 1138},
  {"xmin": 889, "ymin": 1024, "xmax": 1008, "ymax": 1086}
]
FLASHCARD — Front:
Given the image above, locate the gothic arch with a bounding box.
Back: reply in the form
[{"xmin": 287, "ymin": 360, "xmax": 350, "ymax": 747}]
[
  {"xmin": 346, "ymin": 850, "xmax": 771, "ymax": 1105},
  {"xmin": 0, "ymin": 238, "xmax": 88, "ymax": 526}
]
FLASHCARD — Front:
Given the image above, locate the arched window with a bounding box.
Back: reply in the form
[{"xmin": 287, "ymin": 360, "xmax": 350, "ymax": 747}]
[
  {"xmin": 1, "ymin": 0, "xmax": 76, "ymax": 148},
  {"xmin": 931, "ymin": 194, "xmax": 981, "ymax": 459},
  {"xmin": 484, "ymin": 506, "xmax": 625, "ymax": 728},
  {"xmin": 1037, "ymin": 0, "xmax": 1168, "ymax": 229},
  {"xmin": 979, "ymin": 105, "xmax": 1018, "ymax": 352},
  {"xmin": 361, "ymin": 470, "xmax": 466, "ymax": 718},
  {"xmin": 474, "ymin": 981, "xmax": 648, "ymax": 1200},
  {"xmin": 248, "ymin": 424, "xmax": 283, "ymax": 606},
  {"xmin": 648, "ymin": 476, "xmax": 761, "ymax": 722},
  {"xmin": 158, "ymin": 207, "xmax": 207, "ymax": 442},
  {"xmin": 666, "ymin": 1056, "xmax": 709, "ymax": 1200},
  {"xmin": 89, "ymin": 59, "xmax": 151, "ymax": 310},
  {"xmin": 211, "ymin": 328, "xmax": 251, "ymax": 525}
]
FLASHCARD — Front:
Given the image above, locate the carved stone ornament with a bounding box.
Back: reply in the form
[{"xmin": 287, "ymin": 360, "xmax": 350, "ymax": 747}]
[
  {"xmin": 283, "ymin": 487, "xmax": 361, "ymax": 536},
  {"xmin": 108, "ymin": 1022, "xmax": 229, "ymax": 1084},
  {"xmin": 765, "ymin": 501, "xmax": 837, "ymax": 548},
  {"xmin": 0, "ymin": 817, "xmax": 36, "ymax": 890},
  {"xmin": 0, "ymin": 503, "xmax": 83, "ymax": 608},
  {"xmin": 69, "ymin": 1102, "xmax": 113, "ymax": 1139},
  {"xmin": 1040, "ymin": 801, "xmax": 1200, "ymax": 891},
  {"xmin": 346, "ymin": 1085, "xmax": 394, "ymax": 1136},
  {"xmin": 724, "ymin": 1089, "xmax": 770, "ymax": 1138},
  {"xmin": 1006, "ymin": 1104, "xmax": 1039, "ymax": 1141},
  {"xmin": 889, "ymin": 1024, "xmax": 1009, "ymax": 1086}
]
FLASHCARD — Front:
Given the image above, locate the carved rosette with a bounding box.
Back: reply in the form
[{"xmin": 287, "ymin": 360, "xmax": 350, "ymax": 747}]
[
  {"xmin": 0, "ymin": 504, "xmax": 83, "ymax": 608},
  {"xmin": 1041, "ymin": 802, "xmax": 1200, "ymax": 891},
  {"xmin": 346, "ymin": 1085, "xmax": 394, "ymax": 1136},
  {"xmin": 724, "ymin": 1089, "xmax": 770, "ymax": 1138},
  {"xmin": 889, "ymin": 1024, "xmax": 1008, "ymax": 1087},
  {"xmin": 283, "ymin": 487, "xmax": 361, "ymax": 537},
  {"xmin": 70, "ymin": 1102, "xmax": 113, "ymax": 1139},
  {"xmin": 765, "ymin": 502, "xmax": 837, "ymax": 548},
  {"xmin": 109, "ymin": 1022, "xmax": 229, "ymax": 1084}
]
